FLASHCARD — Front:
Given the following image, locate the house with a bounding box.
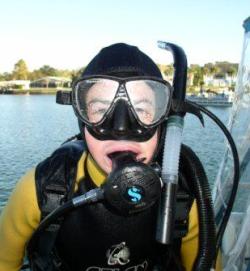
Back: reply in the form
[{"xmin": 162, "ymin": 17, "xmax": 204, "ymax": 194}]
[
  {"xmin": 0, "ymin": 80, "xmax": 30, "ymax": 90},
  {"xmin": 30, "ymin": 76, "xmax": 71, "ymax": 88},
  {"xmin": 203, "ymin": 75, "xmax": 237, "ymax": 87}
]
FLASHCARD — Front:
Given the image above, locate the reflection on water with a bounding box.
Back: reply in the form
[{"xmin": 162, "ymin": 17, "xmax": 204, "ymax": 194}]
[{"xmin": 0, "ymin": 95, "xmax": 230, "ymax": 211}]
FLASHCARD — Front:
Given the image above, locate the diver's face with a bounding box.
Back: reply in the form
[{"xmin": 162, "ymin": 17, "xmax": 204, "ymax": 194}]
[
  {"xmin": 84, "ymin": 78, "xmax": 159, "ymax": 174},
  {"xmin": 85, "ymin": 79, "xmax": 156, "ymax": 125},
  {"xmin": 85, "ymin": 128, "xmax": 158, "ymax": 174}
]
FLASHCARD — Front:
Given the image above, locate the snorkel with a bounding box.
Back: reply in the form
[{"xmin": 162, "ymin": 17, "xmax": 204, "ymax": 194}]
[
  {"xmin": 156, "ymin": 42, "xmax": 186, "ymax": 245},
  {"xmin": 156, "ymin": 42, "xmax": 217, "ymax": 271}
]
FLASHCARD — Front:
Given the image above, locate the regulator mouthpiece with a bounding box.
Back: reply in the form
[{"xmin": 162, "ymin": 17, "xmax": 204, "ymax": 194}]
[
  {"xmin": 108, "ymin": 151, "xmax": 137, "ymax": 169},
  {"xmin": 103, "ymin": 152, "xmax": 161, "ymax": 215}
]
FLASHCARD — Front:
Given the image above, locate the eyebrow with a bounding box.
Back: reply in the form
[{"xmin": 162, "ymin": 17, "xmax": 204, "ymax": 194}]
[
  {"xmin": 87, "ymin": 98, "xmax": 110, "ymax": 106},
  {"xmin": 134, "ymin": 98, "xmax": 154, "ymax": 106}
]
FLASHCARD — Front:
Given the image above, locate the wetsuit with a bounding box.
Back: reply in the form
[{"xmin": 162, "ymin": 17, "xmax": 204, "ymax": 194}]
[{"xmin": 0, "ymin": 151, "xmax": 217, "ymax": 271}]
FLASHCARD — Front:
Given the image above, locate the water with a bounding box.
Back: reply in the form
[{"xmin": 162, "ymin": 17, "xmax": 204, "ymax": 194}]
[{"xmin": 0, "ymin": 95, "xmax": 230, "ymax": 212}]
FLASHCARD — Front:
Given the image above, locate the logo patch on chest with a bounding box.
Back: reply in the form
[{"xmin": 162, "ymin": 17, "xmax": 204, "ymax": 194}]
[{"xmin": 106, "ymin": 242, "xmax": 130, "ymax": 265}]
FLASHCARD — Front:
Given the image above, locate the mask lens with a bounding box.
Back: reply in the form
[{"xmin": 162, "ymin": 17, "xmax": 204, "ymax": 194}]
[
  {"xmin": 125, "ymin": 80, "xmax": 171, "ymax": 125},
  {"xmin": 75, "ymin": 78, "xmax": 119, "ymax": 123}
]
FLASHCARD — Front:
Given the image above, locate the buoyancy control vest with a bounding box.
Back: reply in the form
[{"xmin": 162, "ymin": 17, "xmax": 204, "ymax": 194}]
[{"xmin": 27, "ymin": 140, "xmax": 195, "ymax": 271}]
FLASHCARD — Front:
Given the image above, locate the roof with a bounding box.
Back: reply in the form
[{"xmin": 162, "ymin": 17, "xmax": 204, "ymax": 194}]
[{"xmin": 31, "ymin": 76, "xmax": 71, "ymax": 83}]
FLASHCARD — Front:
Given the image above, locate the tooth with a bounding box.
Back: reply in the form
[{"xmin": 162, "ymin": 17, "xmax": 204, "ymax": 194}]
[{"xmin": 137, "ymin": 157, "xmax": 146, "ymax": 162}]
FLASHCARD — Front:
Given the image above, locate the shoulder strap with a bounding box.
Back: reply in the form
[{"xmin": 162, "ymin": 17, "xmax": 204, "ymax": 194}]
[
  {"xmin": 27, "ymin": 140, "xmax": 85, "ymax": 271},
  {"xmin": 35, "ymin": 140, "xmax": 85, "ymax": 219}
]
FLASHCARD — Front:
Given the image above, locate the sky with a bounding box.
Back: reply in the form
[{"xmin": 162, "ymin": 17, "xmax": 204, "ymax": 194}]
[{"xmin": 0, "ymin": 0, "xmax": 249, "ymax": 73}]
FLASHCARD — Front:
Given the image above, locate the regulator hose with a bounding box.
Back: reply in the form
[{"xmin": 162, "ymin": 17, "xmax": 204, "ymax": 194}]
[
  {"xmin": 181, "ymin": 145, "xmax": 216, "ymax": 271},
  {"xmin": 187, "ymin": 101, "xmax": 240, "ymax": 268},
  {"xmin": 28, "ymin": 188, "xmax": 104, "ymax": 245}
]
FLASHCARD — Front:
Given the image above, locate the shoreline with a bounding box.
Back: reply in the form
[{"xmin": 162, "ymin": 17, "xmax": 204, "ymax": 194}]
[
  {"xmin": 0, "ymin": 86, "xmax": 232, "ymax": 95},
  {"xmin": 0, "ymin": 88, "xmax": 66, "ymax": 95}
]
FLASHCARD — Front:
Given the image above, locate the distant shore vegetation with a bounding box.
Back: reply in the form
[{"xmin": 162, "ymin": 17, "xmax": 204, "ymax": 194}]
[
  {"xmin": 0, "ymin": 60, "xmax": 84, "ymax": 83},
  {"xmin": 0, "ymin": 59, "xmax": 238, "ymax": 94}
]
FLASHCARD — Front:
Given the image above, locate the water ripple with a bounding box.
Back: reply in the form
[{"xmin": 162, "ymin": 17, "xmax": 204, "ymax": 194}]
[{"xmin": 0, "ymin": 96, "xmax": 230, "ymax": 213}]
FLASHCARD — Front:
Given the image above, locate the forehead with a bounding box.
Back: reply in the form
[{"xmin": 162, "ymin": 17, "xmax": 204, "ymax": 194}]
[
  {"xmin": 88, "ymin": 79, "xmax": 118, "ymax": 91},
  {"xmin": 86, "ymin": 79, "xmax": 154, "ymax": 97},
  {"xmin": 126, "ymin": 80, "xmax": 154, "ymax": 94}
]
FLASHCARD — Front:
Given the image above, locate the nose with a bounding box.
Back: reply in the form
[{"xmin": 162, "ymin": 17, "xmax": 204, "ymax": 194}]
[
  {"xmin": 89, "ymin": 97, "xmax": 157, "ymax": 142},
  {"xmin": 112, "ymin": 99, "xmax": 131, "ymax": 135}
]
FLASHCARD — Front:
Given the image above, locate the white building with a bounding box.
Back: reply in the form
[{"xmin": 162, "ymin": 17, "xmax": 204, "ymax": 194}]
[
  {"xmin": 30, "ymin": 76, "xmax": 71, "ymax": 88},
  {"xmin": 0, "ymin": 80, "xmax": 30, "ymax": 89},
  {"xmin": 203, "ymin": 75, "xmax": 237, "ymax": 87}
]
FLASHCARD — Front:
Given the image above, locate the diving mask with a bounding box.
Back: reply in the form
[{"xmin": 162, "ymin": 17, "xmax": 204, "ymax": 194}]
[
  {"xmin": 72, "ymin": 75, "xmax": 172, "ymax": 141},
  {"xmin": 72, "ymin": 75, "xmax": 172, "ymax": 127}
]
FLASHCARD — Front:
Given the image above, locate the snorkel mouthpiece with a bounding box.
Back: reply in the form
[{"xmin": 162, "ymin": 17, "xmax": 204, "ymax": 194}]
[{"xmin": 103, "ymin": 152, "xmax": 161, "ymax": 215}]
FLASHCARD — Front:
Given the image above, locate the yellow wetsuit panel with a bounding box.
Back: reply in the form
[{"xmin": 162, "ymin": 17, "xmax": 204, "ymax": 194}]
[
  {"xmin": 181, "ymin": 201, "xmax": 199, "ymax": 271},
  {"xmin": 181, "ymin": 201, "xmax": 221, "ymax": 271},
  {"xmin": 0, "ymin": 152, "xmax": 220, "ymax": 271},
  {"xmin": 0, "ymin": 153, "xmax": 86, "ymax": 271},
  {"xmin": 0, "ymin": 169, "xmax": 40, "ymax": 271}
]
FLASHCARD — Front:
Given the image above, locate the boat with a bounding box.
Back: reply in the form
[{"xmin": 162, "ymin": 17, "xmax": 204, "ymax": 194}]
[
  {"xmin": 212, "ymin": 16, "xmax": 250, "ymax": 271},
  {"xmin": 186, "ymin": 92, "xmax": 233, "ymax": 107}
]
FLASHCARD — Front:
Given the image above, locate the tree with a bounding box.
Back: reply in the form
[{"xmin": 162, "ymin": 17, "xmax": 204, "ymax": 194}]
[
  {"xmin": 227, "ymin": 66, "xmax": 238, "ymax": 77},
  {"xmin": 188, "ymin": 65, "xmax": 204, "ymax": 87},
  {"xmin": 12, "ymin": 59, "xmax": 29, "ymax": 80},
  {"xmin": 193, "ymin": 67, "xmax": 204, "ymax": 87},
  {"xmin": 38, "ymin": 65, "xmax": 57, "ymax": 77},
  {"xmin": 56, "ymin": 69, "xmax": 73, "ymax": 78},
  {"xmin": 29, "ymin": 69, "xmax": 44, "ymax": 81},
  {"xmin": 203, "ymin": 63, "xmax": 219, "ymax": 76},
  {"xmin": 163, "ymin": 65, "xmax": 174, "ymax": 77},
  {"xmin": 71, "ymin": 67, "xmax": 85, "ymax": 84},
  {"xmin": 0, "ymin": 72, "xmax": 13, "ymax": 81}
]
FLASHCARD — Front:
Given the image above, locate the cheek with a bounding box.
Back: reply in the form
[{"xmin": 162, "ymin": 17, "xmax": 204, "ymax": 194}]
[
  {"xmin": 84, "ymin": 128, "xmax": 110, "ymax": 173},
  {"xmin": 84, "ymin": 129, "xmax": 102, "ymax": 159},
  {"xmin": 141, "ymin": 131, "xmax": 159, "ymax": 162}
]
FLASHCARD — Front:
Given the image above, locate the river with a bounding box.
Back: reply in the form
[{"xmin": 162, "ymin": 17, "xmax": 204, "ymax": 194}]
[{"xmin": 0, "ymin": 95, "xmax": 230, "ymax": 212}]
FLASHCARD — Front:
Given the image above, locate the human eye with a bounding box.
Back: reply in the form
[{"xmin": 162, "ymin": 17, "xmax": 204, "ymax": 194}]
[
  {"xmin": 135, "ymin": 103, "xmax": 154, "ymax": 125},
  {"xmin": 87, "ymin": 100, "xmax": 110, "ymax": 122}
]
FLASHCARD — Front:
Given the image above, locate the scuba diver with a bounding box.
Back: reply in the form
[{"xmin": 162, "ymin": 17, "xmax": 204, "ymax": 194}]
[{"xmin": 0, "ymin": 42, "xmax": 222, "ymax": 271}]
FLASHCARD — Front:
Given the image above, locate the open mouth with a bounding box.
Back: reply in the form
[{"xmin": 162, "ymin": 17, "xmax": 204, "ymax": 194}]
[
  {"xmin": 108, "ymin": 151, "xmax": 136, "ymax": 160},
  {"xmin": 107, "ymin": 151, "xmax": 146, "ymax": 171},
  {"xmin": 106, "ymin": 148, "xmax": 146, "ymax": 165}
]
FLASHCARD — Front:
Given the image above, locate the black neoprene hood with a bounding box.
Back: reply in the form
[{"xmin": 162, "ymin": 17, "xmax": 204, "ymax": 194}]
[
  {"xmin": 82, "ymin": 43, "xmax": 163, "ymax": 78},
  {"xmin": 77, "ymin": 43, "xmax": 165, "ymax": 142}
]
